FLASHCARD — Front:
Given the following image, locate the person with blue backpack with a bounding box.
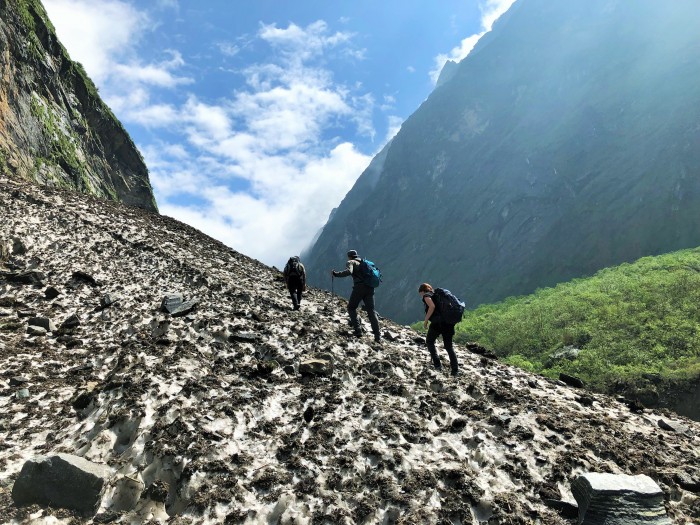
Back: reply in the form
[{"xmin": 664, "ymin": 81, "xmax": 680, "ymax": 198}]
[
  {"xmin": 419, "ymin": 283, "xmax": 465, "ymax": 376},
  {"xmin": 331, "ymin": 250, "xmax": 382, "ymax": 342}
]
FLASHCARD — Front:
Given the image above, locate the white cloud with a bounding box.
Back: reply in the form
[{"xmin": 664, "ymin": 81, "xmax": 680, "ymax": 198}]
[
  {"xmin": 43, "ymin": 0, "xmax": 191, "ymax": 90},
  {"xmin": 43, "ymin": 0, "xmax": 147, "ymax": 82},
  {"xmin": 430, "ymin": 0, "xmax": 517, "ymax": 83},
  {"xmin": 44, "ymin": 4, "xmax": 375, "ymax": 268},
  {"xmin": 217, "ymin": 42, "xmax": 240, "ymax": 57}
]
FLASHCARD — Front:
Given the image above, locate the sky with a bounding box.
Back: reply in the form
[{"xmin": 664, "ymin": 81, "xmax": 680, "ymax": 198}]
[{"xmin": 42, "ymin": 0, "xmax": 517, "ymax": 268}]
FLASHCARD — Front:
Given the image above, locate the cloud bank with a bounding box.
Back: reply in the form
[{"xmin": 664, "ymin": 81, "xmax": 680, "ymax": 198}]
[{"xmin": 43, "ymin": 2, "xmax": 373, "ymax": 268}]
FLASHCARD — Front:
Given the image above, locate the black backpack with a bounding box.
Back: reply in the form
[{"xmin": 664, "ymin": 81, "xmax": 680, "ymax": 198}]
[
  {"xmin": 433, "ymin": 288, "xmax": 465, "ymax": 324},
  {"xmin": 285, "ymin": 258, "xmax": 303, "ymax": 278}
]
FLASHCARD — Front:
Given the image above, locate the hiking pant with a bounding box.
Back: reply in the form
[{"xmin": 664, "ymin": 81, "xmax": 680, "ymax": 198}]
[
  {"xmin": 287, "ymin": 277, "xmax": 303, "ymax": 308},
  {"xmin": 426, "ymin": 321, "xmax": 458, "ymax": 372},
  {"xmin": 348, "ymin": 283, "xmax": 380, "ymax": 337}
]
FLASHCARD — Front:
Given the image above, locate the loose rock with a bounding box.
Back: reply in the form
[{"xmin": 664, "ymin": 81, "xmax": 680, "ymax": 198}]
[
  {"xmin": 11, "ymin": 453, "xmax": 110, "ymax": 515},
  {"xmin": 571, "ymin": 472, "xmax": 671, "ymax": 525}
]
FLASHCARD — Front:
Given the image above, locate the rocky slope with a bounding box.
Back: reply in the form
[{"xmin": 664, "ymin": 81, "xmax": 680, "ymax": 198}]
[
  {"xmin": 304, "ymin": 0, "xmax": 700, "ymax": 324},
  {"xmin": 0, "ymin": 0, "xmax": 157, "ymax": 211},
  {"xmin": 0, "ymin": 175, "xmax": 699, "ymax": 524}
]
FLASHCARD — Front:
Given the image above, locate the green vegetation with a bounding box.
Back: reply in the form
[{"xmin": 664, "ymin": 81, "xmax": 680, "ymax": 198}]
[
  {"xmin": 414, "ymin": 249, "xmax": 700, "ymax": 390},
  {"xmin": 30, "ymin": 94, "xmax": 90, "ymax": 190}
]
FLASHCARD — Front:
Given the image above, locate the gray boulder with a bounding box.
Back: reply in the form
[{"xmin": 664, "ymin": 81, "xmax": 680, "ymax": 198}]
[
  {"xmin": 299, "ymin": 357, "xmax": 333, "ymax": 377},
  {"xmin": 571, "ymin": 472, "xmax": 671, "ymax": 524},
  {"xmin": 11, "ymin": 453, "xmax": 110, "ymax": 515},
  {"xmin": 160, "ymin": 293, "xmax": 198, "ymax": 317},
  {"xmin": 28, "ymin": 317, "xmax": 57, "ymax": 331}
]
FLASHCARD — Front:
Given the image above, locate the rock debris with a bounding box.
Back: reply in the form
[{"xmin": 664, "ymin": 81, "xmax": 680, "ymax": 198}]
[{"xmin": 0, "ymin": 174, "xmax": 699, "ymax": 524}]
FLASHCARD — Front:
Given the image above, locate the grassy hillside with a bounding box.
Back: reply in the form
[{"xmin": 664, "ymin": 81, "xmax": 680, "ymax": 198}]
[{"xmin": 416, "ymin": 247, "xmax": 700, "ymax": 391}]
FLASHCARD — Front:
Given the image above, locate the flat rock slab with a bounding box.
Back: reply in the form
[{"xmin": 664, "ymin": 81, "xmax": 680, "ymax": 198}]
[
  {"xmin": 658, "ymin": 418, "xmax": 692, "ymax": 436},
  {"xmin": 11, "ymin": 453, "xmax": 110, "ymax": 515},
  {"xmin": 571, "ymin": 473, "xmax": 671, "ymax": 525},
  {"xmin": 3, "ymin": 270, "xmax": 45, "ymax": 285},
  {"xmin": 161, "ymin": 293, "xmax": 198, "ymax": 316},
  {"xmin": 299, "ymin": 358, "xmax": 333, "ymax": 377}
]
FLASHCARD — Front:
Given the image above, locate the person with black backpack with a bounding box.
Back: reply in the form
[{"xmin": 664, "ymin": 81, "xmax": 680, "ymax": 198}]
[
  {"xmin": 283, "ymin": 256, "xmax": 306, "ymax": 310},
  {"xmin": 331, "ymin": 250, "xmax": 382, "ymax": 342},
  {"xmin": 419, "ymin": 283, "xmax": 465, "ymax": 376}
]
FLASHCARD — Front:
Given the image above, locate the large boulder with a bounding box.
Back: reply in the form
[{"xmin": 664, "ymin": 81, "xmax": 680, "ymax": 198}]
[
  {"xmin": 571, "ymin": 472, "xmax": 671, "ymax": 525},
  {"xmin": 11, "ymin": 453, "xmax": 110, "ymax": 515}
]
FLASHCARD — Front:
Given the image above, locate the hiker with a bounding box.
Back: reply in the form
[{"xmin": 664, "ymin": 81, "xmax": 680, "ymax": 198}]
[
  {"xmin": 419, "ymin": 283, "xmax": 460, "ymax": 376},
  {"xmin": 331, "ymin": 250, "xmax": 381, "ymax": 342},
  {"xmin": 283, "ymin": 255, "xmax": 306, "ymax": 310}
]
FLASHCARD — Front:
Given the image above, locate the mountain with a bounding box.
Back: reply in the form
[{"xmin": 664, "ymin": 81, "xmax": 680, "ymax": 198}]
[
  {"xmin": 304, "ymin": 0, "xmax": 700, "ymax": 324},
  {"xmin": 2, "ymin": 175, "xmax": 700, "ymax": 523},
  {"xmin": 0, "ymin": 0, "xmax": 157, "ymax": 211}
]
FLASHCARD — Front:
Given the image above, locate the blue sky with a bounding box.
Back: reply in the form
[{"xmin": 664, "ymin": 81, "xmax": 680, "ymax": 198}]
[{"xmin": 42, "ymin": 0, "xmax": 516, "ymax": 268}]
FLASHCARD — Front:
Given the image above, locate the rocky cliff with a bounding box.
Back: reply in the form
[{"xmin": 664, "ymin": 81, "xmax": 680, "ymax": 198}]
[
  {"xmin": 304, "ymin": 0, "xmax": 700, "ymax": 323},
  {"xmin": 0, "ymin": 0, "xmax": 157, "ymax": 211},
  {"xmin": 1, "ymin": 175, "xmax": 699, "ymax": 523}
]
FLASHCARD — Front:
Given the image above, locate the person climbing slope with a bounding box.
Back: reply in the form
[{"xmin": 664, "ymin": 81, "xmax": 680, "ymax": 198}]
[
  {"xmin": 283, "ymin": 255, "xmax": 306, "ymax": 310},
  {"xmin": 331, "ymin": 250, "xmax": 382, "ymax": 342},
  {"xmin": 419, "ymin": 283, "xmax": 465, "ymax": 376}
]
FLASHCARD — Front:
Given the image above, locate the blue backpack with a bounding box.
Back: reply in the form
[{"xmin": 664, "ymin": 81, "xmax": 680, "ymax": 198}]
[
  {"xmin": 433, "ymin": 288, "xmax": 465, "ymax": 324},
  {"xmin": 358, "ymin": 259, "xmax": 382, "ymax": 287}
]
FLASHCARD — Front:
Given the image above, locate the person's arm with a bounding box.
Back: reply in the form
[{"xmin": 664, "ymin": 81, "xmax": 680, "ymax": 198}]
[
  {"xmin": 333, "ymin": 260, "xmax": 354, "ymax": 278},
  {"xmin": 423, "ymin": 296, "xmax": 436, "ymax": 329}
]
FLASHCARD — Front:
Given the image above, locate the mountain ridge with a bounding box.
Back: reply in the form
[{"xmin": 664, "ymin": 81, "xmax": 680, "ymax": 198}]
[{"xmin": 304, "ymin": 0, "xmax": 700, "ymax": 324}]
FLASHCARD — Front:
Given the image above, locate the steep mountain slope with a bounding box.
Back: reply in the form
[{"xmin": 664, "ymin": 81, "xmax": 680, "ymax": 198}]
[
  {"xmin": 304, "ymin": 0, "xmax": 700, "ymax": 323},
  {"xmin": 0, "ymin": 0, "xmax": 157, "ymax": 211},
  {"xmin": 1, "ymin": 176, "xmax": 699, "ymax": 523}
]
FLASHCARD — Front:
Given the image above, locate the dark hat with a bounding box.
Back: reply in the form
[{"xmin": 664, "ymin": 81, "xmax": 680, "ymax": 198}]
[{"xmin": 347, "ymin": 250, "xmax": 358, "ymax": 258}]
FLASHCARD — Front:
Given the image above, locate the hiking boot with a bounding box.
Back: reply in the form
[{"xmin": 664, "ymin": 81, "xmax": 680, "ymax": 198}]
[
  {"xmin": 353, "ymin": 330, "xmax": 363, "ymax": 338},
  {"xmin": 451, "ymin": 368, "xmax": 459, "ymax": 377},
  {"xmin": 293, "ymin": 304, "xmax": 300, "ymax": 310},
  {"xmin": 374, "ymin": 334, "xmax": 381, "ymax": 343}
]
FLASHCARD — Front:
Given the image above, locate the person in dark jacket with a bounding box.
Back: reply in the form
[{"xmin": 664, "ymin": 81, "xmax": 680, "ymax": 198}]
[
  {"xmin": 283, "ymin": 256, "xmax": 306, "ymax": 310},
  {"xmin": 419, "ymin": 282, "xmax": 458, "ymax": 376},
  {"xmin": 331, "ymin": 250, "xmax": 381, "ymax": 342}
]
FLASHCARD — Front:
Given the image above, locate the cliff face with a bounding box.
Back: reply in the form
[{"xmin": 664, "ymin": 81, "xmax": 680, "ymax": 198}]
[
  {"xmin": 304, "ymin": 0, "xmax": 700, "ymax": 323},
  {"xmin": 0, "ymin": 0, "xmax": 157, "ymax": 211}
]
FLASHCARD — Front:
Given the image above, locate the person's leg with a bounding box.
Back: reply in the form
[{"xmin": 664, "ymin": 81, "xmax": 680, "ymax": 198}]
[
  {"xmin": 292, "ymin": 281, "xmax": 302, "ymax": 309},
  {"xmin": 347, "ymin": 286, "xmax": 363, "ymax": 335},
  {"xmin": 287, "ymin": 282, "xmax": 298, "ymax": 309},
  {"xmin": 443, "ymin": 323, "xmax": 458, "ymax": 374},
  {"xmin": 362, "ymin": 287, "xmax": 381, "ymax": 341},
  {"xmin": 426, "ymin": 323, "xmax": 442, "ymax": 369},
  {"xmin": 296, "ymin": 284, "xmax": 303, "ymax": 306}
]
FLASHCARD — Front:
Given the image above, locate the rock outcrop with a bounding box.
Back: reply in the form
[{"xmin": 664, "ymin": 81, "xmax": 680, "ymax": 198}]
[
  {"xmin": 1, "ymin": 175, "xmax": 699, "ymax": 523},
  {"xmin": 0, "ymin": 0, "xmax": 157, "ymax": 211},
  {"xmin": 304, "ymin": 0, "xmax": 700, "ymax": 324}
]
